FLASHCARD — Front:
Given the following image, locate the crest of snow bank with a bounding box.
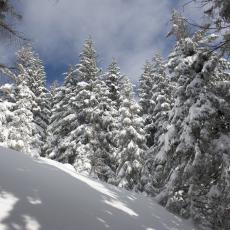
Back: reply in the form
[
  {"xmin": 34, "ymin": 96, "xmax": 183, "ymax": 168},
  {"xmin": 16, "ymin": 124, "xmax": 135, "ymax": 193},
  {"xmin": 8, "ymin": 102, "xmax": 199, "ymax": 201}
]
[
  {"xmin": 38, "ymin": 158, "xmax": 117, "ymax": 199},
  {"xmin": 38, "ymin": 158, "xmax": 138, "ymax": 217},
  {"xmin": 104, "ymin": 199, "xmax": 138, "ymax": 216}
]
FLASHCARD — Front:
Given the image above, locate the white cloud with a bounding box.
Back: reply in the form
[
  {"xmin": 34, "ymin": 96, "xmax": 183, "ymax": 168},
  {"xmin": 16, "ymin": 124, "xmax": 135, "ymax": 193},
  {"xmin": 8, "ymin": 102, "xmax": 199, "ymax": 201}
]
[
  {"xmin": 18, "ymin": 0, "xmax": 172, "ymax": 82},
  {"xmin": 1, "ymin": 0, "xmax": 203, "ymax": 82}
]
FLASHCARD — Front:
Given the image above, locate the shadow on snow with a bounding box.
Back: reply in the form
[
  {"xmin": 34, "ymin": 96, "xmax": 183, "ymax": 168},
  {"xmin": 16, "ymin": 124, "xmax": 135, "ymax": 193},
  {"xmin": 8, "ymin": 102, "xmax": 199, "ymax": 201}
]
[{"xmin": 0, "ymin": 147, "xmax": 195, "ymax": 230}]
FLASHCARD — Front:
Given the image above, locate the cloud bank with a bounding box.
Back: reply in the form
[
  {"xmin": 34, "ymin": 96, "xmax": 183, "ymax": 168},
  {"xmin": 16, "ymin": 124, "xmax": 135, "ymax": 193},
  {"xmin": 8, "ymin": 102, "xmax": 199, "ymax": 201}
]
[
  {"xmin": 20, "ymin": 0, "xmax": 173, "ymax": 82},
  {"xmin": 1, "ymin": 0, "xmax": 203, "ymax": 83}
]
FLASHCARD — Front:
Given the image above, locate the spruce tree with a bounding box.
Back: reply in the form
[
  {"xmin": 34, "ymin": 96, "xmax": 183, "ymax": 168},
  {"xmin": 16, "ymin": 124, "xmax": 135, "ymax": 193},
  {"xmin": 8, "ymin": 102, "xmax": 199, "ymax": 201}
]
[
  {"xmin": 0, "ymin": 83, "xmax": 15, "ymax": 147},
  {"xmin": 103, "ymin": 59, "xmax": 125, "ymax": 178},
  {"xmin": 149, "ymin": 11, "xmax": 230, "ymax": 229},
  {"xmin": 45, "ymin": 84, "xmax": 65, "ymax": 159},
  {"xmin": 16, "ymin": 46, "xmax": 50, "ymax": 156},
  {"xmin": 72, "ymin": 38, "xmax": 115, "ymax": 180},
  {"xmin": 47, "ymin": 38, "xmax": 116, "ymax": 181},
  {"xmin": 112, "ymin": 77, "xmax": 147, "ymax": 190},
  {"xmin": 6, "ymin": 64, "xmax": 38, "ymax": 157},
  {"xmin": 150, "ymin": 54, "xmax": 174, "ymax": 145},
  {"xmin": 138, "ymin": 61, "xmax": 156, "ymax": 150},
  {"xmin": 140, "ymin": 54, "xmax": 174, "ymax": 194},
  {"xmin": 105, "ymin": 59, "xmax": 124, "ymax": 109},
  {"xmin": 45, "ymin": 65, "xmax": 78, "ymax": 161},
  {"xmin": 139, "ymin": 60, "xmax": 154, "ymax": 116}
]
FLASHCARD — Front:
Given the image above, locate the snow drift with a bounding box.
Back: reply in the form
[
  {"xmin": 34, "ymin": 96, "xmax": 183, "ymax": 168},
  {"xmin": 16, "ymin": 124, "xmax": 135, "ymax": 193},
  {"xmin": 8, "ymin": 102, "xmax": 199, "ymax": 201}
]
[{"xmin": 0, "ymin": 147, "xmax": 196, "ymax": 230}]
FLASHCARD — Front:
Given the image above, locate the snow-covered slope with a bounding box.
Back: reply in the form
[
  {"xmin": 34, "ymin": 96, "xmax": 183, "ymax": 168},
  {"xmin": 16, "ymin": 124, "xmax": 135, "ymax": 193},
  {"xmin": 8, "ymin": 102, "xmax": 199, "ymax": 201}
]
[{"xmin": 0, "ymin": 147, "xmax": 196, "ymax": 230}]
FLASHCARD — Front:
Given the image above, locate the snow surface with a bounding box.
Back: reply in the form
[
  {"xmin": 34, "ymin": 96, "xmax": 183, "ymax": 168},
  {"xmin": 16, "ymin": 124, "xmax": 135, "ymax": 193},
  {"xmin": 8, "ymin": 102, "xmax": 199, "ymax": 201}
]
[{"xmin": 0, "ymin": 147, "xmax": 196, "ymax": 230}]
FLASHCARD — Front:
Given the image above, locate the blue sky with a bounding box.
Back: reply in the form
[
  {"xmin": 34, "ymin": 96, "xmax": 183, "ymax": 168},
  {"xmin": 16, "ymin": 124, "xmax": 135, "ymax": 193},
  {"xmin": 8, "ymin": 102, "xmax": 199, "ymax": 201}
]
[{"xmin": 1, "ymin": 0, "xmax": 202, "ymax": 85}]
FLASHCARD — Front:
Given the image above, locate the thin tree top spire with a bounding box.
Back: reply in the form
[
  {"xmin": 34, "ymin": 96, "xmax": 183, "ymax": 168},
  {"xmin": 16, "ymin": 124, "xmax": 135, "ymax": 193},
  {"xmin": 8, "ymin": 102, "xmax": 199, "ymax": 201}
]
[
  {"xmin": 78, "ymin": 37, "xmax": 99, "ymax": 82},
  {"xmin": 107, "ymin": 58, "xmax": 121, "ymax": 75},
  {"xmin": 167, "ymin": 9, "xmax": 189, "ymax": 41}
]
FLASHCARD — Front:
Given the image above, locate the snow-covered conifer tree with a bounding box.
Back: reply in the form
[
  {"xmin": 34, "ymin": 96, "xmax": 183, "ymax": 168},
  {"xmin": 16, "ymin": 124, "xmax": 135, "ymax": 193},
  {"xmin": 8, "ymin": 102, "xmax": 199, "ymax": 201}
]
[
  {"xmin": 45, "ymin": 66, "xmax": 78, "ymax": 161},
  {"xmin": 112, "ymin": 77, "xmax": 147, "ymax": 190},
  {"xmin": 48, "ymin": 40, "xmax": 99, "ymax": 165},
  {"xmin": 71, "ymin": 38, "xmax": 116, "ymax": 180},
  {"xmin": 147, "ymin": 11, "xmax": 230, "ymax": 229},
  {"xmin": 139, "ymin": 60, "xmax": 155, "ymax": 116},
  {"xmin": 105, "ymin": 59, "xmax": 124, "ymax": 109},
  {"xmin": 47, "ymin": 38, "xmax": 116, "ymax": 181},
  {"xmin": 140, "ymin": 54, "xmax": 174, "ymax": 194},
  {"xmin": 0, "ymin": 83, "xmax": 15, "ymax": 147},
  {"xmin": 6, "ymin": 65, "xmax": 38, "ymax": 157},
  {"xmin": 44, "ymin": 80, "xmax": 62, "ymax": 158},
  {"xmin": 16, "ymin": 46, "xmax": 51, "ymax": 156},
  {"xmin": 138, "ymin": 60, "xmax": 156, "ymax": 149},
  {"xmin": 101, "ymin": 59, "xmax": 126, "ymax": 178},
  {"xmin": 139, "ymin": 55, "xmax": 174, "ymax": 148}
]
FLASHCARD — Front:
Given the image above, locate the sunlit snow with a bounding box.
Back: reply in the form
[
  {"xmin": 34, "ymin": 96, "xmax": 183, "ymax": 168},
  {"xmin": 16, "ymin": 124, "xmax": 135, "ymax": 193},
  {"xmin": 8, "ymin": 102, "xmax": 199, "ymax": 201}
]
[{"xmin": 0, "ymin": 147, "xmax": 197, "ymax": 230}]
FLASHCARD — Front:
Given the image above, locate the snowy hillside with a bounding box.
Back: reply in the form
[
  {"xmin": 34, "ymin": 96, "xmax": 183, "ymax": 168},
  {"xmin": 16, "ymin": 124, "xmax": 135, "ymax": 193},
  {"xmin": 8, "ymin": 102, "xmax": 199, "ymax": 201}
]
[{"xmin": 0, "ymin": 147, "xmax": 196, "ymax": 230}]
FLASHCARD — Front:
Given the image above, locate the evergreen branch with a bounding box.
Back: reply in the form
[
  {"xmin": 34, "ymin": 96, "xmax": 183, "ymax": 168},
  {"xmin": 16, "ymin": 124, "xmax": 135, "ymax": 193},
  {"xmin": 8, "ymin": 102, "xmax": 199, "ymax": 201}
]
[
  {"xmin": 207, "ymin": 39, "xmax": 230, "ymax": 55},
  {"xmin": 0, "ymin": 21, "xmax": 28, "ymax": 41},
  {"xmin": 183, "ymin": 18, "xmax": 230, "ymax": 30}
]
